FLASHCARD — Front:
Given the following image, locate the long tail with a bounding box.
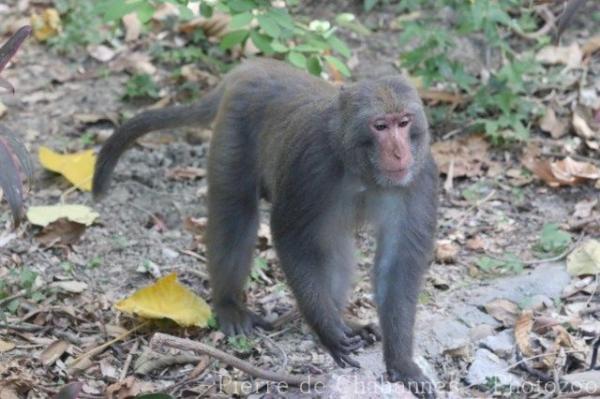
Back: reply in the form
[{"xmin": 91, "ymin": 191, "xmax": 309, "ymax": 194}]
[{"xmin": 92, "ymin": 84, "xmax": 224, "ymax": 199}]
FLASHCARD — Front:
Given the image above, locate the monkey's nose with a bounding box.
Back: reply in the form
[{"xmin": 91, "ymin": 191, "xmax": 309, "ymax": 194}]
[{"xmin": 392, "ymin": 149, "xmax": 402, "ymax": 160}]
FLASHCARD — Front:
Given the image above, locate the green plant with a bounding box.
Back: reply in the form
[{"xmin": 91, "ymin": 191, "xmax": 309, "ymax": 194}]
[
  {"xmin": 49, "ymin": 0, "xmax": 113, "ymax": 52},
  {"xmin": 398, "ymin": 0, "xmax": 545, "ymax": 142},
  {"xmin": 536, "ymin": 223, "xmax": 571, "ymax": 255},
  {"xmin": 227, "ymin": 335, "xmax": 253, "ymax": 353},
  {"xmin": 250, "ymin": 257, "xmax": 268, "ymax": 281},
  {"xmin": 476, "ymin": 254, "xmax": 523, "ymax": 274},
  {"xmin": 92, "ymin": 0, "xmax": 352, "ymax": 77},
  {"xmin": 123, "ymin": 73, "xmax": 161, "ymax": 100}
]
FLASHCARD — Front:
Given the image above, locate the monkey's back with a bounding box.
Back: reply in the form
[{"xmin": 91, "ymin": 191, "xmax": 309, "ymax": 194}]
[{"xmin": 214, "ymin": 58, "xmax": 340, "ymax": 200}]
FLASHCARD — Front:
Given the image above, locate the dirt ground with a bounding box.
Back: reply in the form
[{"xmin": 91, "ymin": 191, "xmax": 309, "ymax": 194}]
[{"xmin": 1, "ymin": 1, "xmax": 600, "ymax": 398}]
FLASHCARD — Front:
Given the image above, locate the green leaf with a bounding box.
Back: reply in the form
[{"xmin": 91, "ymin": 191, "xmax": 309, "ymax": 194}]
[
  {"xmin": 200, "ymin": 3, "xmax": 213, "ymax": 18},
  {"xmin": 538, "ymin": 223, "xmax": 572, "ymax": 254},
  {"xmin": 326, "ymin": 35, "xmax": 351, "ymax": 58},
  {"xmin": 324, "ymin": 55, "xmax": 351, "ymax": 77},
  {"xmin": 97, "ymin": 0, "xmax": 141, "ymax": 22},
  {"xmin": 287, "ymin": 51, "xmax": 307, "ymax": 69},
  {"xmin": 250, "ymin": 30, "xmax": 274, "ymax": 55},
  {"xmin": 229, "ymin": 12, "xmax": 253, "ymax": 30},
  {"xmin": 220, "ymin": 30, "xmax": 249, "ymax": 50},
  {"xmin": 306, "ymin": 55, "xmax": 322, "ymax": 76},
  {"xmin": 267, "ymin": 9, "xmax": 296, "ymax": 31},
  {"xmin": 257, "ymin": 14, "xmax": 281, "ymax": 38},
  {"xmin": 227, "ymin": 0, "xmax": 257, "ymax": 13},
  {"xmin": 270, "ymin": 40, "xmax": 288, "ymax": 53},
  {"xmin": 364, "ymin": 0, "xmax": 379, "ymax": 11}
]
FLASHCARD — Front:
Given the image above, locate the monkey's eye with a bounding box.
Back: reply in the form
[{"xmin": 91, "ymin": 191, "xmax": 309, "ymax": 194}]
[
  {"xmin": 373, "ymin": 122, "xmax": 388, "ymax": 131},
  {"xmin": 398, "ymin": 117, "xmax": 411, "ymax": 128}
]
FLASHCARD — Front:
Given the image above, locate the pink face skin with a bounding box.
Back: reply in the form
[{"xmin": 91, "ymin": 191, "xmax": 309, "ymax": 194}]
[{"xmin": 370, "ymin": 112, "xmax": 414, "ymax": 183}]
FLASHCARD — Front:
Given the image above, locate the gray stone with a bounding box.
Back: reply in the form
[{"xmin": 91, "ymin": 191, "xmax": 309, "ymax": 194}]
[
  {"xmin": 466, "ymin": 348, "xmax": 523, "ymax": 388},
  {"xmin": 480, "ymin": 329, "xmax": 515, "ymax": 358},
  {"xmin": 469, "ymin": 324, "xmax": 496, "ymax": 342}
]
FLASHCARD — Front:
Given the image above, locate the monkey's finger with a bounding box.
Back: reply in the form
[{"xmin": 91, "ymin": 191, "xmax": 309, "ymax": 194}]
[
  {"xmin": 339, "ymin": 353, "xmax": 361, "ymax": 369},
  {"xmin": 250, "ymin": 313, "xmax": 273, "ymax": 331}
]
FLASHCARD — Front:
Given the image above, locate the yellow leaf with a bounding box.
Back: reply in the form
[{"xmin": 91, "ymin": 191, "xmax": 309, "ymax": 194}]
[
  {"xmin": 39, "ymin": 146, "xmax": 96, "ymax": 191},
  {"xmin": 567, "ymin": 239, "xmax": 600, "ymax": 276},
  {"xmin": 30, "ymin": 9, "xmax": 62, "ymax": 41},
  {"xmin": 115, "ymin": 273, "xmax": 211, "ymax": 327},
  {"xmin": 27, "ymin": 204, "xmax": 99, "ymax": 227}
]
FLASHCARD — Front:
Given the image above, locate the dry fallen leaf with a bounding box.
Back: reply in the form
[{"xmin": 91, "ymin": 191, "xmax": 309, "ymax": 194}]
[
  {"xmin": 435, "ymin": 239, "xmax": 459, "ymax": 263},
  {"xmin": 179, "ymin": 13, "xmax": 231, "ymax": 38},
  {"xmin": 115, "ymin": 273, "xmax": 212, "ymax": 327},
  {"xmin": 573, "ymin": 198, "xmax": 597, "ymax": 219},
  {"xmin": 432, "ymin": 134, "xmax": 494, "ymax": 178},
  {"xmin": 0, "ymin": 339, "xmax": 15, "ymax": 353},
  {"xmin": 106, "ymin": 376, "xmax": 142, "ymax": 399},
  {"xmin": 484, "ymin": 298, "xmax": 519, "ymax": 327},
  {"xmin": 50, "ymin": 280, "xmax": 89, "ymax": 294},
  {"xmin": 582, "ymin": 35, "xmax": 600, "ymax": 57},
  {"xmin": 30, "ymin": 9, "xmax": 61, "ymax": 41},
  {"xmin": 535, "ymin": 43, "xmax": 582, "ymax": 69},
  {"xmin": 35, "ymin": 218, "xmax": 86, "ymax": 245},
  {"xmin": 122, "ymin": 13, "xmax": 141, "ymax": 42},
  {"xmin": 514, "ymin": 310, "xmax": 534, "ymax": 356},
  {"xmin": 27, "ymin": 204, "xmax": 99, "ymax": 227},
  {"xmin": 566, "ymin": 239, "xmax": 600, "ymax": 276},
  {"xmin": 165, "ymin": 166, "xmax": 206, "ymax": 181},
  {"xmin": 40, "ymin": 340, "xmax": 70, "ymax": 366},
  {"xmin": 39, "ymin": 146, "xmax": 96, "ymax": 191},
  {"xmin": 87, "ymin": 44, "xmax": 116, "ymax": 63},
  {"xmin": 539, "ymin": 107, "xmax": 569, "ymax": 139},
  {"xmin": 523, "ymin": 156, "xmax": 600, "ymax": 187}
]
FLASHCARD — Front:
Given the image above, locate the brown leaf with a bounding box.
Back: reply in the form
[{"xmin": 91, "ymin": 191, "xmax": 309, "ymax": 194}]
[
  {"xmin": 418, "ymin": 89, "xmax": 466, "ymax": 105},
  {"xmin": 536, "ymin": 43, "xmax": 582, "ymax": 68},
  {"xmin": 523, "ymin": 156, "xmax": 600, "ymax": 187},
  {"xmin": 435, "ymin": 239, "xmax": 458, "ymax": 263},
  {"xmin": 515, "ymin": 310, "xmax": 534, "ymax": 356},
  {"xmin": 122, "ymin": 13, "xmax": 141, "ymax": 42},
  {"xmin": 582, "ymin": 35, "xmax": 600, "ymax": 57},
  {"xmin": 539, "ymin": 107, "xmax": 569, "ymax": 138},
  {"xmin": 165, "ymin": 166, "xmax": 206, "ymax": 181},
  {"xmin": 484, "ymin": 298, "xmax": 519, "ymax": 327},
  {"xmin": 106, "ymin": 376, "xmax": 142, "ymax": 399},
  {"xmin": 35, "ymin": 219, "xmax": 87, "ymax": 246},
  {"xmin": 432, "ymin": 134, "xmax": 494, "ymax": 178},
  {"xmin": 40, "ymin": 340, "xmax": 70, "ymax": 366},
  {"xmin": 179, "ymin": 13, "xmax": 231, "ymax": 38}
]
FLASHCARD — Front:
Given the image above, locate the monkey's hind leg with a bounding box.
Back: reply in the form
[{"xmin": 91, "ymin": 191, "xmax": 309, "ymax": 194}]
[{"xmin": 206, "ymin": 118, "xmax": 270, "ymax": 336}]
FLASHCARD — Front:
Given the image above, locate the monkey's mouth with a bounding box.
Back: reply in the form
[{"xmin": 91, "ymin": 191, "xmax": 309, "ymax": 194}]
[{"xmin": 382, "ymin": 167, "xmax": 412, "ymax": 184}]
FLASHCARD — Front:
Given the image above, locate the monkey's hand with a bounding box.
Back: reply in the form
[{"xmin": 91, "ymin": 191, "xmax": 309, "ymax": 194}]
[
  {"xmin": 387, "ymin": 361, "xmax": 436, "ymax": 399},
  {"xmin": 214, "ymin": 302, "xmax": 271, "ymax": 336}
]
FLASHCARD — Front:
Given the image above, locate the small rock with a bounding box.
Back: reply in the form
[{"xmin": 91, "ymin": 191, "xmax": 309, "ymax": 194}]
[
  {"xmin": 480, "ymin": 329, "xmax": 514, "ymax": 358},
  {"xmin": 466, "ymin": 348, "xmax": 523, "ymax": 388},
  {"xmin": 470, "ymin": 324, "xmax": 496, "ymax": 342},
  {"xmin": 162, "ymin": 247, "xmax": 179, "ymax": 260},
  {"xmin": 523, "ymin": 294, "xmax": 553, "ymax": 311}
]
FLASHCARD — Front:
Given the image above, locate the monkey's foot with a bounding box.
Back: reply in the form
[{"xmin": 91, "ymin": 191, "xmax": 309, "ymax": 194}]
[
  {"xmin": 387, "ymin": 361, "xmax": 436, "ymax": 399},
  {"xmin": 318, "ymin": 323, "xmax": 364, "ymax": 369},
  {"xmin": 345, "ymin": 320, "xmax": 381, "ymax": 346},
  {"xmin": 215, "ymin": 302, "xmax": 271, "ymax": 336}
]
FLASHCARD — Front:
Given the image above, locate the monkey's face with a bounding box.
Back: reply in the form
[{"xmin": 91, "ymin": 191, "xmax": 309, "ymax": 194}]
[{"xmin": 338, "ymin": 78, "xmax": 430, "ymax": 188}]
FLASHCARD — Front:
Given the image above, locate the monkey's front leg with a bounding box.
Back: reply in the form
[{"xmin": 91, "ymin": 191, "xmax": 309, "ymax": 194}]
[
  {"xmin": 271, "ymin": 216, "xmax": 363, "ymax": 368},
  {"xmin": 373, "ymin": 187, "xmax": 438, "ymax": 397}
]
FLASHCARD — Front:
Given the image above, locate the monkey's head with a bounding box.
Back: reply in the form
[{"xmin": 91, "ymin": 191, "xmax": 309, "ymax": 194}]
[{"xmin": 334, "ymin": 76, "xmax": 430, "ymax": 188}]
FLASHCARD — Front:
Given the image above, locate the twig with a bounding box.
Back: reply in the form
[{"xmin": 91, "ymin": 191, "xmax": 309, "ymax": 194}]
[
  {"xmin": 0, "ymin": 322, "xmax": 44, "ymax": 332},
  {"xmin": 69, "ymin": 322, "xmax": 148, "ymax": 367},
  {"xmin": 119, "ymin": 340, "xmax": 139, "ymax": 381},
  {"xmin": 258, "ymin": 331, "xmax": 288, "ymax": 371},
  {"xmin": 511, "ymin": 6, "xmax": 555, "ymax": 40},
  {"xmin": 150, "ymin": 332, "xmax": 326, "ymax": 387},
  {"xmin": 0, "ymin": 290, "xmax": 26, "ymax": 306},
  {"xmin": 523, "ymin": 233, "xmax": 584, "ymax": 266}
]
